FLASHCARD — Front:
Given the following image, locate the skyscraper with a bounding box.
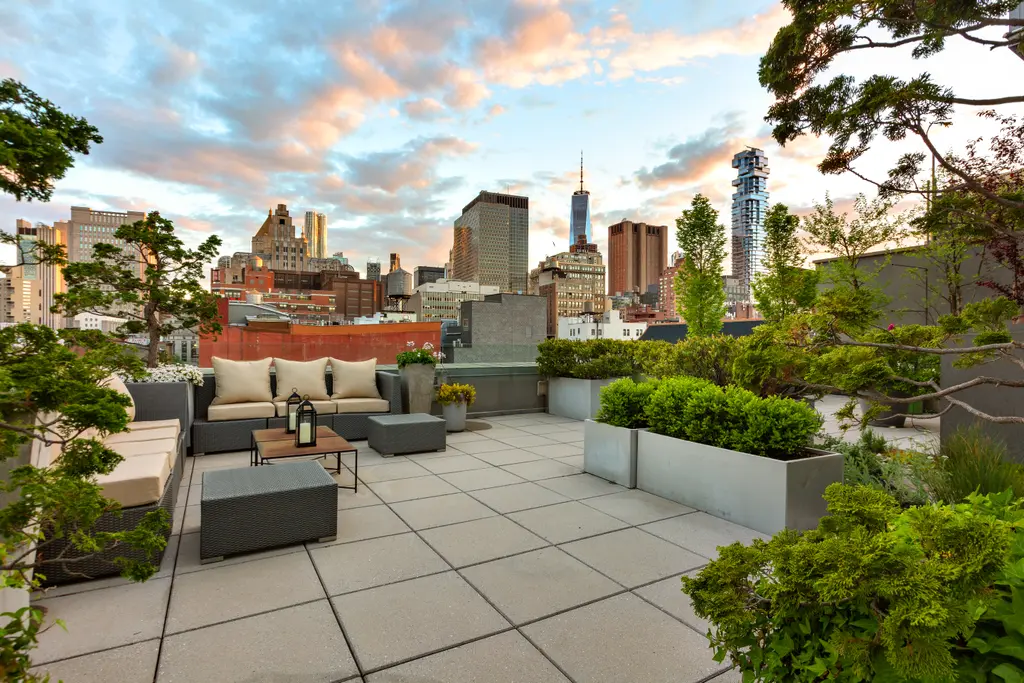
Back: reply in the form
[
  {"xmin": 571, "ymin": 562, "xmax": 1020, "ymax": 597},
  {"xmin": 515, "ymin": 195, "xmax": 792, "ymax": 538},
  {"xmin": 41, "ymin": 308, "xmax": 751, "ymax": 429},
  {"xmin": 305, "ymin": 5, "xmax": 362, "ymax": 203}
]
[
  {"xmin": 731, "ymin": 148, "xmax": 770, "ymax": 299},
  {"xmin": 570, "ymin": 152, "xmax": 592, "ymax": 247},
  {"xmin": 66, "ymin": 206, "xmax": 146, "ymax": 264},
  {"xmin": 303, "ymin": 211, "xmax": 327, "ymax": 258},
  {"xmin": 253, "ymin": 204, "xmax": 307, "ymax": 271},
  {"xmin": 606, "ymin": 220, "xmax": 668, "ymax": 296},
  {"xmin": 366, "ymin": 258, "xmax": 381, "ymax": 282},
  {"xmin": 452, "ymin": 190, "xmax": 529, "ymax": 293},
  {"xmin": 14, "ymin": 219, "xmax": 66, "ymax": 329}
]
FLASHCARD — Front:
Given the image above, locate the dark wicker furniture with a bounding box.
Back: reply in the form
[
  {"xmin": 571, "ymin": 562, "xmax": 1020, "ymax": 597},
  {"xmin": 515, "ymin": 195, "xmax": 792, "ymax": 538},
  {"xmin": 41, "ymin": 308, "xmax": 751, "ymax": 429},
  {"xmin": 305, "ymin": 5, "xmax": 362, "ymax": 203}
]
[{"xmin": 367, "ymin": 414, "xmax": 447, "ymax": 455}]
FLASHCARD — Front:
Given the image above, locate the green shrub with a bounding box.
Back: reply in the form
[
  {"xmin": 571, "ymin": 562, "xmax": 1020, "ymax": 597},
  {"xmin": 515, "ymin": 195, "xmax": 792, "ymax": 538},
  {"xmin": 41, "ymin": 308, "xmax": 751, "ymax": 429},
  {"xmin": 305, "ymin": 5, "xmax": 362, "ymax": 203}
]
[
  {"xmin": 634, "ymin": 335, "xmax": 738, "ymax": 386},
  {"xmin": 536, "ymin": 338, "xmax": 637, "ymax": 379},
  {"xmin": 820, "ymin": 430, "xmax": 932, "ymax": 507},
  {"xmin": 927, "ymin": 427, "xmax": 1024, "ymax": 503},
  {"xmin": 645, "ymin": 379, "xmax": 822, "ymax": 458},
  {"xmin": 682, "ymin": 484, "xmax": 1017, "ymax": 683},
  {"xmin": 595, "ymin": 378, "xmax": 659, "ymax": 428}
]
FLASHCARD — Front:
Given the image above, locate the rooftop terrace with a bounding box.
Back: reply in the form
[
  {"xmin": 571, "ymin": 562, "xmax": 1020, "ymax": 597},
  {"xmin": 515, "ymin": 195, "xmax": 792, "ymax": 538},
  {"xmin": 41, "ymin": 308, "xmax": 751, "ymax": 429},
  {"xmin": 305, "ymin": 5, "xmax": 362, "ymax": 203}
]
[{"xmin": 30, "ymin": 397, "xmax": 938, "ymax": 682}]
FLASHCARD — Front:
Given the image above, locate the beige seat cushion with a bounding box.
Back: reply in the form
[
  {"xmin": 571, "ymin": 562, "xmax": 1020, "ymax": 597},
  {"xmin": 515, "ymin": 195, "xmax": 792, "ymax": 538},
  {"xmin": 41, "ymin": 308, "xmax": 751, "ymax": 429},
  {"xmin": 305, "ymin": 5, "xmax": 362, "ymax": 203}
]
[
  {"xmin": 330, "ymin": 358, "xmax": 381, "ymax": 399},
  {"xmin": 207, "ymin": 402, "xmax": 276, "ymax": 421},
  {"xmin": 274, "ymin": 358, "xmax": 329, "ymax": 401},
  {"xmin": 274, "ymin": 400, "xmax": 337, "ymax": 416},
  {"xmin": 333, "ymin": 398, "xmax": 390, "ymax": 414},
  {"xmin": 108, "ymin": 438, "xmax": 178, "ymax": 471},
  {"xmin": 95, "ymin": 453, "xmax": 170, "ymax": 508},
  {"xmin": 211, "ymin": 357, "xmax": 273, "ymax": 405},
  {"xmin": 129, "ymin": 418, "xmax": 181, "ymax": 433},
  {"xmin": 102, "ymin": 374, "xmax": 136, "ymax": 421},
  {"xmin": 104, "ymin": 426, "xmax": 179, "ymax": 444}
]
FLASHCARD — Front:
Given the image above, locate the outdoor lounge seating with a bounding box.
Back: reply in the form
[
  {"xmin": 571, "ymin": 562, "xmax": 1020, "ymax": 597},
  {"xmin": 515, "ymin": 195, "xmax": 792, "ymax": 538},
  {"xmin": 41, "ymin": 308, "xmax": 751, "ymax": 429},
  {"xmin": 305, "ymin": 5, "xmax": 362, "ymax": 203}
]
[{"xmin": 191, "ymin": 357, "xmax": 402, "ymax": 455}]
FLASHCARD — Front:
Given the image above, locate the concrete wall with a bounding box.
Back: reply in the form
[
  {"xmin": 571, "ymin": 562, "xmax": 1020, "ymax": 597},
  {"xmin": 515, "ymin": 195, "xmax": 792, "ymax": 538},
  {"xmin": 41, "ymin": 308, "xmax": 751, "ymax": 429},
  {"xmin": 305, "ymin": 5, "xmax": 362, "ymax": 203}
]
[
  {"xmin": 941, "ymin": 330, "xmax": 1024, "ymax": 463},
  {"xmin": 433, "ymin": 364, "xmax": 544, "ymax": 416},
  {"xmin": 456, "ymin": 293, "xmax": 547, "ymax": 364}
]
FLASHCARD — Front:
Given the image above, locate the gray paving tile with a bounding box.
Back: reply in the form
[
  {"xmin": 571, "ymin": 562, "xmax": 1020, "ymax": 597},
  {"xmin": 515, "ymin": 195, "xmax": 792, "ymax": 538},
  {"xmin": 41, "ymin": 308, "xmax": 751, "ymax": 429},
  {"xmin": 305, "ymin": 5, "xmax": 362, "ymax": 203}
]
[
  {"xmin": 502, "ymin": 459, "xmax": 580, "ymax": 481},
  {"xmin": 469, "ymin": 482, "xmax": 569, "ymax": 513},
  {"xmin": 420, "ymin": 516, "xmax": 548, "ymax": 567},
  {"xmin": 440, "ymin": 468, "xmax": 526, "ymax": 491},
  {"xmin": 195, "ymin": 452, "xmax": 250, "ymax": 472},
  {"xmin": 367, "ymin": 475, "xmax": 459, "ymax": 502},
  {"xmin": 34, "ymin": 533, "xmax": 179, "ymax": 599},
  {"xmin": 461, "ymin": 547, "xmax": 620, "ymax": 624},
  {"xmin": 479, "ymin": 427, "xmax": 532, "ymax": 441},
  {"xmin": 181, "ymin": 504, "xmax": 201, "ymax": 534},
  {"xmin": 389, "ymin": 492, "xmax": 496, "ymax": 530},
  {"xmin": 338, "ymin": 485, "xmax": 384, "ymax": 509},
  {"xmin": 708, "ymin": 668, "xmax": 744, "ymax": 682},
  {"xmin": 556, "ymin": 455, "xmax": 585, "ymax": 469},
  {"xmin": 367, "ymin": 631, "xmax": 569, "ymax": 683},
  {"xmin": 32, "ymin": 639, "xmax": 158, "ymax": 683},
  {"xmin": 516, "ymin": 423, "xmax": 578, "ymax": 436},
  {"xmin": 524, "ymin": 443, "xmax": 583, "ymax": 458},
  {"xmin": 305, "ymin": 503, "xmax": 409, "ymax": 548},
  {"xmin": 561, "ymin": 528, "xmax": 706, "ymax": 588},
  {"xmin": 453, "ymin": 439, "xmax": 521, "ymax": 454},
  {"xmin": 634, "ymin": 569, "xmax": 709, "ymax": 634},
  {"xmin": 509, "ymin": 501, "xmax": 627, "ymax": 544},
  {"xmin": 445, "ymin": 431, "xmax": 493, "ymax": 444},
  {"xmin": 345, "ymin": 451, "xmax": 410, "ymax": 467},
  {"xmin": 333, "ymin": 571, "xmax": 509, "ymax": 672},
  {"xmin": 537, "ymin": 473, "xmax": 625, "ymax": 500},
  {"xmin": 471, "ymin": 448, "xmax": 547, "ymax": 466},
  {"xmin": 583, "ymin": 490, "xmax": 696, "ymax": 525},
  {"xmin": 32, "ymin": 578, "xmax": 170, "ymax": 664},
  {"xmin": 523, "ymin": 593, "xmax": 725, "ymax": 683},
  {"xmin": 175, "ymin": 532, "xmax": 303, "ymax": 575},
  {"xmin": 158, "ymin": 601, "xmax": 357, "ymax": 683},
  {"xmin": 641, "ymin": 512, "xmax": 769, "ymax": 559},
  {"xmin": 547, "ymin": 432, "xmax": 587, "ymax": 443},
  {"xmin": 358, "ymin": 460, "xmax": 431, "ymax": 483},
  {"xmin": 166, "ymin": 552, "xmax": 324, "ymax": 634},
  {"xmin": 415, "ymin": 454, "xmax": 490, "ymax": 474},
  {"xmin": 495, "ymin": 434, "xmax": 558, "ymax": 448},
  {"xmin": 311, "ymin": 532, "xmax": 448, "ymax": 595}
]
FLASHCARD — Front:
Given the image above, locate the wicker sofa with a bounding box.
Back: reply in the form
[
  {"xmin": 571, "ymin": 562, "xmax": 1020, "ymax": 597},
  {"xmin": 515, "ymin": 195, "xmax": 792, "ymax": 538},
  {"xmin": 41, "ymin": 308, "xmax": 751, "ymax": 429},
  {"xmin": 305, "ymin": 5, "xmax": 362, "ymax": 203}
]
[{"xmin": 191, "ymin": 369, "xmax": 402, "ymax": 455}]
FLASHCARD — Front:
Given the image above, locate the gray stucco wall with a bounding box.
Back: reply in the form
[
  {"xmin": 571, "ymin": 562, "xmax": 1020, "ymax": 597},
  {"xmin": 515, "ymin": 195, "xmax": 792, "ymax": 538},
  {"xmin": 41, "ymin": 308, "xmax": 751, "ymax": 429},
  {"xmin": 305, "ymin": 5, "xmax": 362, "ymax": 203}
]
[{"xmin": 457, "ymin": 293, "xmax": 547, "ymax": 364}]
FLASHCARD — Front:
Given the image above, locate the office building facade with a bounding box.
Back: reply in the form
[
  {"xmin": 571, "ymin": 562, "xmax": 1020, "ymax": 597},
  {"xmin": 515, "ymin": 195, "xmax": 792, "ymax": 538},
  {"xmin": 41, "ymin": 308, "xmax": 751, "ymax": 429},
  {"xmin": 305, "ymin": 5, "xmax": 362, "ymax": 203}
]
[
  {"xmin": 528, "ymin": 248, "xmax": 606, "ymax": 337},
  {"xmin": 452, "ymin": 191, "xmax": 529, "ymax": 293},
  {"xmin": 13, "ymin": 219, "xmax": 66, "ymax": 328},
  {"xmin": 731, "ymin": 148, "xmax": 770, "ymax": 299},
  {"xmin": 252, "ymin": 204, "xmax": 308, "ymax": 272},
  {"xmin": 413, "ymin": 266, "xmax": 446, "ymax": 288},
  {"xmin": 66, "ymin": 206, "xmax": 145, "ymax": 264},
  {"xmin": 366, "ymin": 258, "xmax": 381, "ymax": 282},
  {"xmin": 408, "ymin": 279, "xmax": 500, "ymax": 323},
  {"xmin": 606, "ymin": 220, "xmax": 668, "ymax": 297}
]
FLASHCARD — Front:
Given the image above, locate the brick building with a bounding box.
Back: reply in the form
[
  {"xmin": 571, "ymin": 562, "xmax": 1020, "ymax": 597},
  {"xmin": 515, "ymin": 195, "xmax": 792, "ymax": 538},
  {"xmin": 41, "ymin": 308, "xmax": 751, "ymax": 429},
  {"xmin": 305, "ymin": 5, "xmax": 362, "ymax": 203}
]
[{"xmin": 607, "ymin": 220, "xmax": 668, "ymax": 297}]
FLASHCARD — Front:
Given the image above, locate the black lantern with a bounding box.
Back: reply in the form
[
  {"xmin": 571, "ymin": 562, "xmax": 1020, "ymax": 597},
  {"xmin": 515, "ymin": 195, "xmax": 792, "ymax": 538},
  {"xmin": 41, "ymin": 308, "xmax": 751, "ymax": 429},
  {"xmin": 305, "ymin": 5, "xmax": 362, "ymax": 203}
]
[
  {"xmin": 286, "ymin": 388, "xmax": 301, "ymax": 434},
  {"xmin": 295, "ymin": 395, "xmax": 317, "ymax": 447}
]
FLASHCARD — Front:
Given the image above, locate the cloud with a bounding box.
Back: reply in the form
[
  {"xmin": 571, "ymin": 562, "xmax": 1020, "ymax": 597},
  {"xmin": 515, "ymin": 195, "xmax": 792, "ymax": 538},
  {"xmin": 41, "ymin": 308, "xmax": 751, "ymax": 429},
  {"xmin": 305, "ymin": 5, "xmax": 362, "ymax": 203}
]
[
  {"xmin": 342, "ymin": 136, "xmax": 477, "ymax": 193},
  {"xmin": 402, "ymin": 97, "xmax": 446, "ymax": 120},
  {"xmin": 634, "ymin": 114, "xmax": 750, "ymax": 188}
]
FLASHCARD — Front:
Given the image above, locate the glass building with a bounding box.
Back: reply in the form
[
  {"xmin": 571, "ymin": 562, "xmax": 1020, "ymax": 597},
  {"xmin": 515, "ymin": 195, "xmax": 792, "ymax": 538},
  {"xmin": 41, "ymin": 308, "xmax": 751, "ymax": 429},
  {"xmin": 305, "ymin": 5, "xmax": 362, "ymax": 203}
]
[
  {"xmin": 730, "ymin": 148, "xmax": 770, "ymax": 300},
  {"xmin": 570, "ymin": 153, "xmax": 591, "ymax": 246}
]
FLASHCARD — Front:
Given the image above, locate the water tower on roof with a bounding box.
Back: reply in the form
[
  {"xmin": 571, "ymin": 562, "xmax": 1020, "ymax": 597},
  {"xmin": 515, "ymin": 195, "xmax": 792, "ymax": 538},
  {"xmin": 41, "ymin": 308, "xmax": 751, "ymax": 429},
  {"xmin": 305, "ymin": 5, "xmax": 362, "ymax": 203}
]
[{"xmin": 385, "ymin": 253, "xmax": 412, "ymax": 311}]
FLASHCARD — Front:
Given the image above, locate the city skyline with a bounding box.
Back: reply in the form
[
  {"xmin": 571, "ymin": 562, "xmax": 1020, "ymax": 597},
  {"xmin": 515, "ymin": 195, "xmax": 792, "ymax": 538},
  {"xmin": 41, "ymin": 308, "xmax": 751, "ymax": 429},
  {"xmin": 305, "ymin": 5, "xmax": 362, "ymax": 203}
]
[{"xmin": 0, "ymin": 1, "xmax": 1008, "ymax": 275}]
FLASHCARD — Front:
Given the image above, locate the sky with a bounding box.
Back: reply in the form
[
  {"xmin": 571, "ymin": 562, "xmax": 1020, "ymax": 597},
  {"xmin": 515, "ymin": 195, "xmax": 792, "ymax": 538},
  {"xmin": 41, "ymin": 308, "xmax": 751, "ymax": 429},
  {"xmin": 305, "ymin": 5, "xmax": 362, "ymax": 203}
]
[{"xmin": 0, "ymin": 0, "xmax": 1019, "ymax": 277}]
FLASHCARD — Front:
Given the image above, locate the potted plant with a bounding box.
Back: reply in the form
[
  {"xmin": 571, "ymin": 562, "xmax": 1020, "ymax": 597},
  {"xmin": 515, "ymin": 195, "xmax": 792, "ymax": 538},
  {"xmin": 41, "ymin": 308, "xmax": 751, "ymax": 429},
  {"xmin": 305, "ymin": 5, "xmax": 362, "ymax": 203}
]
[
  {"xmin": 436, "ymin": 383, "xmax": 476, "ymax": 432},
  {"xmin": 120, "ymin": 362, "xmax": 203, "ymax": 447},
  {"xmin": 537, "ymin": 339, "xmax": 638, "ymax": 420},
  {"xmin": 396, "ymin": 342, "xmax": 439, "ymax": 414},
  {"xmin": 583, "ymin": 378, "xmax": 658, "ymax": 487},
  {"xmin": 635, "ymin": 377, "xmax": 842, "ymax": 534}
]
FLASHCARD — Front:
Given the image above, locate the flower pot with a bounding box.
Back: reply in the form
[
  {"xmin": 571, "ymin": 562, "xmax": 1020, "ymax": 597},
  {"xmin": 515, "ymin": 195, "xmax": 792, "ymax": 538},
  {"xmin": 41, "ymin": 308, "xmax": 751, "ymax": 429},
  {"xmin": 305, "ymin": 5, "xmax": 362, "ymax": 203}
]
[
  {"xmin": 547, "ymin": 377, "xmax": 619, "ymax": 421},
  {"xmin": 442, "ymin": 402, "xmax": 468, "ymax": 432},
  {"xmin": 635, "ymin": 430, "xmax": 843, "ymax": 535},
  {"xmin": 400, "ymin": 364, "xmax": 435, "ymax": 414},
  {"xmin": 583, "ymin": 419, "xmax": 639, "ymax": 488},
  {"xmin": 859, "ymin": 398, "xmax": 907, "ymax": 428}
]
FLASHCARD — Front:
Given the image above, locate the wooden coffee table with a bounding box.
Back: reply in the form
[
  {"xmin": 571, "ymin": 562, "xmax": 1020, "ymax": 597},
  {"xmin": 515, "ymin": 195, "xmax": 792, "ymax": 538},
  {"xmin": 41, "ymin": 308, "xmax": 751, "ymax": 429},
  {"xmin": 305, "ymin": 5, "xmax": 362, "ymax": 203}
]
[{"xmin": 251, "ymin": 426, "xmax": 359, "ymax": 491}]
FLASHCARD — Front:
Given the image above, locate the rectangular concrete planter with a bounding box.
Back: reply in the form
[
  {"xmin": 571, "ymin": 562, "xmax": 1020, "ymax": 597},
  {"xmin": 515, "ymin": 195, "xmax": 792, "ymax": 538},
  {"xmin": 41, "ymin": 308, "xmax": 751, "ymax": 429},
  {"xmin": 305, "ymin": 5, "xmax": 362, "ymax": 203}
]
[
  {"xmin": 547, "ymin": 377, "xmax": 619, "ymax": 421},
  {"xmin": 635, "ymin": 430, "xmax": 843, "ymax": 535},
  {"xmin": 583, "ymin": 420, "xmax": 639, "ymax": 488}
]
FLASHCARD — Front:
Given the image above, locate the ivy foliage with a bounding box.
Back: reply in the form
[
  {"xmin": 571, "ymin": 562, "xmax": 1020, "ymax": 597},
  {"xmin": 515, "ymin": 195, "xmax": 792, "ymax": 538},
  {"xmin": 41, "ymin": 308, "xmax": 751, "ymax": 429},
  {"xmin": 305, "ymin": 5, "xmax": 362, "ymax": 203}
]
[{"xmin": 683, "ymin": 484, "xmax": 1019, "ymax": 683}]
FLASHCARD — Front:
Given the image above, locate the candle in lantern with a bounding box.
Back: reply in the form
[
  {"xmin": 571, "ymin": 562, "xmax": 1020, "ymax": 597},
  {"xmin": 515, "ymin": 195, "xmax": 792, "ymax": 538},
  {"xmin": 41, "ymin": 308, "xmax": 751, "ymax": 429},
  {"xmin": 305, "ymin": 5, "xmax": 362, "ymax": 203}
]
[
  {"xmin": 299, "ymin": 422, "xmax": 311, "ymax": 445},
  {"xmin": 288, "ymin": 409, "xmax": 297, "ymax": 431}
]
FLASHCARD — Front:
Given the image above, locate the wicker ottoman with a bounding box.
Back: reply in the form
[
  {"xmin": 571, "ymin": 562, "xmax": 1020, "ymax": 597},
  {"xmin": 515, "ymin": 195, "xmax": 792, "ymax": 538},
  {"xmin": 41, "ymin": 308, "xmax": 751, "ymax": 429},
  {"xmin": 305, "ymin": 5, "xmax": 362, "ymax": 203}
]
[
  {"xmin": 201, "ymin": 462, "xmax": 337, "ymax": 563},
  {"xmin": 367, "ymin": 414, "xmax": 447, "ymax": 455}
]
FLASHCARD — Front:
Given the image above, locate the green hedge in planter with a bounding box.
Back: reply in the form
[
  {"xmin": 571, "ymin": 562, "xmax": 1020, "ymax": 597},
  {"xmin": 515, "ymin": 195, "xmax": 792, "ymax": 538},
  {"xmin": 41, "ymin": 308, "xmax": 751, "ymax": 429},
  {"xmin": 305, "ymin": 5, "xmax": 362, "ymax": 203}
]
[
  {"xmin": 535, "ymin": 338, "xmax": 638, "ymax": 379},
  {"xmin": 645, "ymin": 377, "xmax": 822, "ymax": 459},
  {"xmin": 682, "ymin": 484, "xmax": 1023, "ymax": 683},
  {"xmin": 595, "ymin": 378, "xmax": 659, "ymax": 429}
]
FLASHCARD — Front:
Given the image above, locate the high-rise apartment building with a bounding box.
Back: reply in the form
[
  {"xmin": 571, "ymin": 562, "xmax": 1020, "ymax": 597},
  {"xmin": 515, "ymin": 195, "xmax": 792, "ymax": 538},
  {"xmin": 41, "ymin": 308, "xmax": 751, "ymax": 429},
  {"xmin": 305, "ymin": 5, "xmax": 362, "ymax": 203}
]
[
  {"xmin": 731, "ymin": 148, "xmax": 770, "ymax": 299},
  {"xmin": 452, "ymin": 191, "xmax": 529, "ymax": 293},
  {"xmin": 413, "ymin": 266, "xmax": 446, "ymax": 288},
  {"xmin": 528, "ymin": 246, "xmax": 606, "ymax": 338},
  {"xmin": 658, "ymin": 252, "xmax": 685, "ymax": 318},
  {"xmin": 303, "ymin": 211, "xmax": 327, "ymax": 258},
  {"xmin": 252, "ymin": 204, "xmax": 308, "ymax": 272},
  {"xmin": 366, "ymin": 258, "xmax": 381, "ymax": 282},
  {"xmin": 606, "ymin": 220, "xmax": 668, "ymax": 297},
  {"xmin": 14, "ymin": 219, "xmax": 66, "ymax": 328},
  {"xmin": 66, "ymin": 206, "xmax": 146, "ymax": 263},
  {"xmin": 570, "ymin": 153, "xmax": 592, "ymax": 247},
  {"xmin": 408, "ymin": 279, "xmax": 500, "ymax": 322}
]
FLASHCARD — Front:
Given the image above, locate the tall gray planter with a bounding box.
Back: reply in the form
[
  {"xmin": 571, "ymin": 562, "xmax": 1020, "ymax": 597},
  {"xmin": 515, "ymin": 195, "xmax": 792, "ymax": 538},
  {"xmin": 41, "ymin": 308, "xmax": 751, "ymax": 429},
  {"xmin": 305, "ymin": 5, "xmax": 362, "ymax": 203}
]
[
  {"xmin": 583, "ymin": 420, "xmax": 638, "ymax": 488},
  {"xmin": 547, "ymin": 377, "xmax": 618, "ymax": 421},
  {"xmin": 635, "ymin": 430, "xmax": 843, "ymax": 535},
  {"xmin": 126, "ymin": 381, "xmax": 195, "ymax": 448},
  {"xmin": 400, "ymin": 364, "xmax": 436, "ymax": 414}
]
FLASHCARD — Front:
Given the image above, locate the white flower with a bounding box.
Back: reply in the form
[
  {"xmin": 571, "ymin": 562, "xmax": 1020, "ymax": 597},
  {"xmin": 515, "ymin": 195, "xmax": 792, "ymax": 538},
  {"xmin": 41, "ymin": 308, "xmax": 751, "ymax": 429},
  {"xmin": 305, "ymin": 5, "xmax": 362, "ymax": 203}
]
[
  {"xmin": 422, "ymin": 342, "xmax": 434, "ymax": 350},
  {"xmin": 120, "ymin": 364, "xmax": 205, "ymax": 386},
  {"xmin": 406, "ymin": 341, "xmax": 416, "ymax": 347}
]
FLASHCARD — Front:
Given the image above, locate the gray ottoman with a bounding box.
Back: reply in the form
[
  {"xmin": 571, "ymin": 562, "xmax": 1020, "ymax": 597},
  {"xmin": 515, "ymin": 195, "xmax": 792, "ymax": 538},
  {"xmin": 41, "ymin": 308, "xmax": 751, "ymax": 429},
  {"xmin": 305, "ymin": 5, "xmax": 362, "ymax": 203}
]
[
  {"xmin": 201, "ymin": 462, "xmax": 337, "ymax": 563},
  {"xmin": 368, "ymin": 414, "xmax": 447, "ymax": 455}
]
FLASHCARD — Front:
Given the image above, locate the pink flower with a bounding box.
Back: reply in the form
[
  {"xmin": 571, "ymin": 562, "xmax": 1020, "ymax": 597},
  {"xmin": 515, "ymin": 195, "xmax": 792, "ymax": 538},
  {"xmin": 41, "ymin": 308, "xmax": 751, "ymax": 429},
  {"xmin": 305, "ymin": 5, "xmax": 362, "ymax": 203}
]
[
  {"xmin": 423, "ymin": 342, "xmax": 434, "ymax": 350},
  {"xmin": 887, "ymin": 324, "xmax": 895, "ymax": 331}
]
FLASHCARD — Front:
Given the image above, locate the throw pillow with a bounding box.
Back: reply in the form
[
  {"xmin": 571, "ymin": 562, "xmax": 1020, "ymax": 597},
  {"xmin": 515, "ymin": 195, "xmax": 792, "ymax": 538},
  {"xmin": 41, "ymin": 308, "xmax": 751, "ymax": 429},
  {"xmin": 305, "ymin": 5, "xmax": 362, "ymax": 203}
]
[
  {"xmin": 330, "ymin": 358, "xmax": 381, "ymax": 399},
  {"xmin": 102, "ymin": 374, "xmax": 136, "ymax": 421},
  {"xmin": 211, "ymin": 357, "xmax": 273, "ymax": 404},
  {"xmin": 274, "ymin": 358, "xmax": 330, "ymax": 400}
]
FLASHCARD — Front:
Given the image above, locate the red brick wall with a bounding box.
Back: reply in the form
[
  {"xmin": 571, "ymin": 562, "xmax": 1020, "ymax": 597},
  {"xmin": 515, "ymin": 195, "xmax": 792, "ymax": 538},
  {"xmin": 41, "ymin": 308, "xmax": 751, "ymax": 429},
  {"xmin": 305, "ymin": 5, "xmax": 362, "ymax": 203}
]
[{"xmin": 200, "ymin": 321, "xmax": 441, "ymax": 366}]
